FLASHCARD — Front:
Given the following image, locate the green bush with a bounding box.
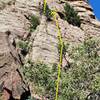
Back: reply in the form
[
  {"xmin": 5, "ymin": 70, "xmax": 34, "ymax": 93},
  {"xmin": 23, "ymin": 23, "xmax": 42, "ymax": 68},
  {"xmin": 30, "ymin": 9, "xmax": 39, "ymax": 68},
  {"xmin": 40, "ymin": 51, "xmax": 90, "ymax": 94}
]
[
  {"xmin": 64, "ymin": 3, "xmax": 81, "ymax": 27},
  {"xmin": 58, "ymin": 38, "xmax": 100, "ymax": 100},
  {"xmin": 23, "ymin": 61, "xmax": 56, "ymax": 99},
  {"xmin": 18, "ymin": 40, "xmax": 29, "ymax": 56},
  {"xmin": 84, "ymin": 38, "xmax": 98, "ymax": 58},
  {"xmin": 23, "ymin": 38, "xmax": 100, "ymax": 100},
  {"xmin": 30, "ymin": 15, "xmax": 40, "ymax": 32}
]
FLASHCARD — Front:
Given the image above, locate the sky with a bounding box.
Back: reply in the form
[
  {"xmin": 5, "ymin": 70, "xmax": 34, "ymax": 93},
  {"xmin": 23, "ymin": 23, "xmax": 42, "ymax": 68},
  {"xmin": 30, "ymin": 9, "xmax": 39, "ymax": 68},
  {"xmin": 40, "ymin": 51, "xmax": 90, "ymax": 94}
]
[{"xmin": 89, "ymin": 0, "xmax": 100, "ymax": 20}]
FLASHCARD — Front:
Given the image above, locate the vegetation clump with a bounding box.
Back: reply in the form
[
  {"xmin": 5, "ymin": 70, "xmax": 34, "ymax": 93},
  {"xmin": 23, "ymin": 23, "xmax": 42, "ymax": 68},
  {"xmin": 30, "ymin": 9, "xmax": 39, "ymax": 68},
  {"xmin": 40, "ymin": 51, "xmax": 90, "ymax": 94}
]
[
  {"xmin": 30, "ymin": 15, "xmax": 40, "ymax": 32},
  {"xmin": 64, "ymin": 3, "xmax": 81, "ymax": 27},
  {"xmin": 18, "ymin": 40, "xmax": 30, "ymax": 56},
  {"xmin": 58, "ymin": 38, "xmax": 100, "ymax": 100},
  {"xmin": 23, "ymin": 38, "xmax": 100, "ymax": 100},
  {"xmin": 23, "ymin": 61, "xmax": 56, "ymax": 100}
]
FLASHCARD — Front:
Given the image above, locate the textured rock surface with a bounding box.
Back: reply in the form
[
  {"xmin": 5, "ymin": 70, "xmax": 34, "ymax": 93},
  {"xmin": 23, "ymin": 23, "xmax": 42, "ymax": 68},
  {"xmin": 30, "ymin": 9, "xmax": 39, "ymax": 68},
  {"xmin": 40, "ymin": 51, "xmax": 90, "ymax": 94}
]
[
  {"xmin": 30, "ymin": 0, "xmax": 100, "ymax": 64},
  {"xmin": 31, "ymin": 16, "xmax": 59, "ymax": 64},
  {"xmin": 0, "ymin": 0, "xmax": 30, "ymax": 99},
  {"xmin": 0, "ymin": 0, "xmax": 100, "ymax": 99},
  {"xmin": 0, "ymin": 31, "xmax": 28, "ymax": 99}
]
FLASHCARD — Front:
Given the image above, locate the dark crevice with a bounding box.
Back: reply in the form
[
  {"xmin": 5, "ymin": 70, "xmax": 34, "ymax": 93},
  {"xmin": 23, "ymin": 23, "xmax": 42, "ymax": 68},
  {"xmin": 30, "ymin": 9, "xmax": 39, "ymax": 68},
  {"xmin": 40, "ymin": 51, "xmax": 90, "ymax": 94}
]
[
  {"xmin": 12, "ymin": 40, "xmax": 16, "ymax": 48},
  {"xmin": 21, "ymin": 49, "xmax": 28, "ymax": 56},
  {"xmin": 90, "ymin": 14, "xmax": 95, "ymax": 19},
  {"xmin": 20, "ymin": 90, "xmax": 31, "ymax": 100},
  {"xmin": 0, "ymin": 63, "xmax": 7, "ymax": 68},
  {"xmin": 58, "ymin": 1, "xmax": 65, "ymax": 4},
  {"xmin": 46, "ymin": 17, "xmax": 52, "ymax": 21},
  {"xmin": 24, "ymin": 15, "xmax": 30, "ymax": 20},
  {"xmin": 3, "ymin": 88, "xmax": 31, "ymax": 100},
  {"xmin": 57, "ymin": 12, "xmax": 65, "ymax": 19},
  {"xmin": 9, "ymin": 51, "xmax": 21, "ymax": 65},
  {"xmin": 18, "ymin": 54, "xmax": 23, "ymax": 65}
]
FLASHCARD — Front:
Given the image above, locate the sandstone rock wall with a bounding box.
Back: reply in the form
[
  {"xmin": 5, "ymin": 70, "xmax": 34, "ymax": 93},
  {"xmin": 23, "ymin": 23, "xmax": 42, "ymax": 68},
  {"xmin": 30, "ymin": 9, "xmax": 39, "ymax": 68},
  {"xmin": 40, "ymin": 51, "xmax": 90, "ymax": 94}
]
[
  {"xmin": 0, "ymin": 0, "xmax": 100, "ymax": 99},
  {"xmin": 30, "ymin": 0, "xmax": 100, "ymax": 64}
]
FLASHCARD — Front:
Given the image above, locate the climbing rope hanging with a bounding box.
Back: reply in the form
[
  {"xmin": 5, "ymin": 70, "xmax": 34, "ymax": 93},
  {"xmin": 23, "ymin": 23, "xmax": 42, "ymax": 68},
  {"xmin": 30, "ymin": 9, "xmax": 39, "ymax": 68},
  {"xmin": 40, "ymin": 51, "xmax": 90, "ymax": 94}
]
[
  {"xmin": 51, "ymin": 11, "xmax": 63, "ymax": 100},
  {"xmin": 43, "ymin": 0, "xmax": 47, "ymax": 14},
  {"xmin": 43, "ymin": 0, "xmax": 64, "ymax": 100}
]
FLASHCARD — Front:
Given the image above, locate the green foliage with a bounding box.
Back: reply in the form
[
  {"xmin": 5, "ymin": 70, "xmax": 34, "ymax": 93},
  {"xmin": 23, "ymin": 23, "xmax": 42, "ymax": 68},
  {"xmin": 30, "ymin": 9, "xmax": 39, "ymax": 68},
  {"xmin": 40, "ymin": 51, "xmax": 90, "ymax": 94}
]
[
  {"xmin": 23, "ymin": 61, "xmax": 56, "ymax": 99},
  {"xmin": 64, "ymin": 3, "xmax": 81, "ymax": 27},
  {"xmin": 91, "ymin": 74, "xmax": 100, "ymax": 91},
  {"xmin": 23, "ymin": 38, "xmax": 100, "ymax": 100},
  {"xmin": 24, "ymin": 62, "xmax": 50, "ymax": 86},
  {"xmin": 30, "ymin": 15, "xmax": 40, "ymax": 32},
  {"xmin": 18, "ymin": 40, "xmax": 30, "ymax": 56},
  {"xmin": 58, "ymin": 38, "xmax": 100, "ymax": 100},
  {"xmin": 84, "ymin": 38, "xmax": 99, "ymax": 58}
]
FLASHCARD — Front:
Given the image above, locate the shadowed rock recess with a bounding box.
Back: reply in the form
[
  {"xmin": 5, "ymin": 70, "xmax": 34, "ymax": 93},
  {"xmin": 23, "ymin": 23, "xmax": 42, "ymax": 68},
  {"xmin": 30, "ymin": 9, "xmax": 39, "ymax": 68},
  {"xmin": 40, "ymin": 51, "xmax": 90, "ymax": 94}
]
[{"xmin": 0, "ymin": 0, "xmax": 100, "ymax": 100}]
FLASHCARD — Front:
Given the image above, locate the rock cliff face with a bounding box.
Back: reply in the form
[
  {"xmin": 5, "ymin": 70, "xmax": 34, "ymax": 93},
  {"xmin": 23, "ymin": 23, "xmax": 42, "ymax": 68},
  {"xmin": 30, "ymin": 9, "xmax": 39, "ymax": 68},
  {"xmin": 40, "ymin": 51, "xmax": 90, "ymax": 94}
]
[{"xmin": 0, "ymin": 0, "xmax": 100, "ymax": 99}]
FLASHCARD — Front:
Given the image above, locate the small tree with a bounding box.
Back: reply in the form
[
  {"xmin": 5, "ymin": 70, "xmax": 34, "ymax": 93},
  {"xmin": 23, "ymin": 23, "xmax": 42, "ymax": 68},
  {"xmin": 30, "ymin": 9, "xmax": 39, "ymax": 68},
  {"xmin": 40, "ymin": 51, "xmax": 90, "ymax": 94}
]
[{"xmin": 64, "ymin": 3, "xmax": 81, "ymax": 27}]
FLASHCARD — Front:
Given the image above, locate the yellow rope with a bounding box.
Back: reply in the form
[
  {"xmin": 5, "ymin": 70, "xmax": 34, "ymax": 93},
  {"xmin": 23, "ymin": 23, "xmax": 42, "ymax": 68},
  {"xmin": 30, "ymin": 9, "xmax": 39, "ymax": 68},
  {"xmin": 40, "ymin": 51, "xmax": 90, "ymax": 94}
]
[
  {"xmin": 43, "ymin": 1, "xmax": 63, "ymax": 100},
  {"xmin": 51, "ymin": 11, "xmax": 63, "ymax": 100},
  {"xmin": 43, "ymin": 0, "xmax": 47, "ymax": 14}
]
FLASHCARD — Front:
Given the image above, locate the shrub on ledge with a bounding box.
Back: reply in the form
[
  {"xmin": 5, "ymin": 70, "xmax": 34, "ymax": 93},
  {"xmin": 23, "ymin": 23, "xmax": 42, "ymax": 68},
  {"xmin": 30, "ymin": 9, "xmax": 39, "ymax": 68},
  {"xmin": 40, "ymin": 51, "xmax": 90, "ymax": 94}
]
[
  {"xmin": 64, "ymin": 3, "xmax": 81, "ymax": 27},
  {"xmin": 30, "ymin": 15, "xmax": 40, "ymax": 32}
]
